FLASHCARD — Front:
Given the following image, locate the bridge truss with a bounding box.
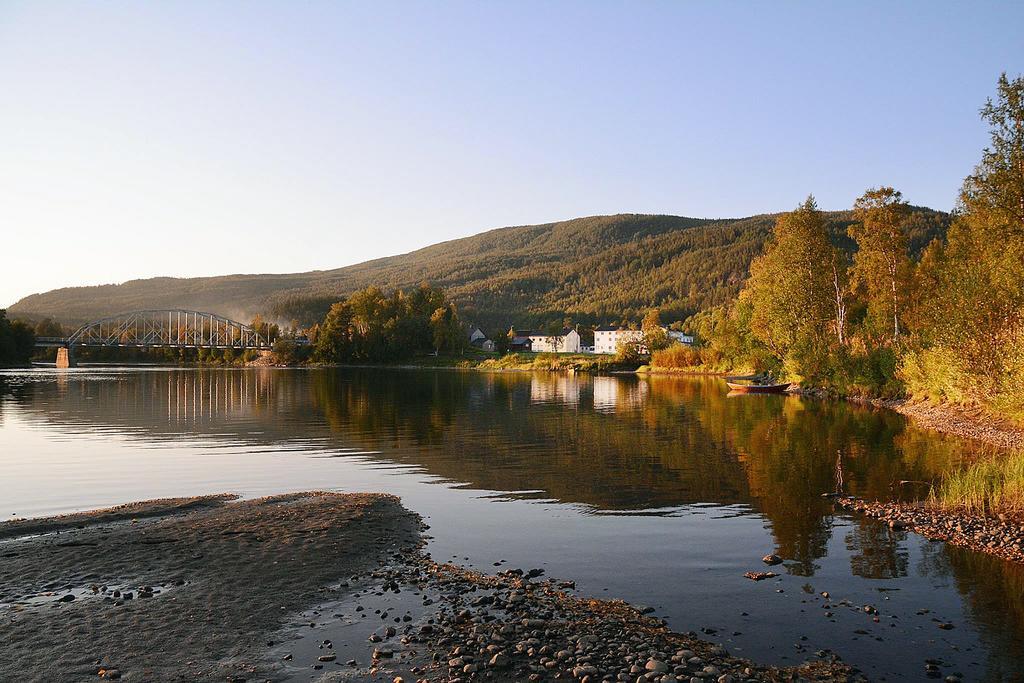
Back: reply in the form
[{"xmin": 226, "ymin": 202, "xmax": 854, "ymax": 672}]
[{"xmin": 62, "ymin": 310, "xmax": 272, "ymax": 350}]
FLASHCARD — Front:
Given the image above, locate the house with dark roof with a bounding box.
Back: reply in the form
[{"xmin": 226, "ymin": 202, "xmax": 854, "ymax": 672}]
[
  {"xmin": 468, "ymin": 327, "xmax": 495, "ymax": 352},
  {"xmin": 507, "ymin": 327, "xmax": 533, "ymax": 352}
]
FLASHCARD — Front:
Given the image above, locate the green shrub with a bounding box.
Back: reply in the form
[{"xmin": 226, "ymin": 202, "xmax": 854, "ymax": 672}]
[{"xmin": 898, "ymin": 345, "xmax": 968, "ymax": 404}]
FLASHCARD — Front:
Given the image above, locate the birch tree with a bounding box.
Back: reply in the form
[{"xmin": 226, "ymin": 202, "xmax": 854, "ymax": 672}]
[{"xmin": 850, "ymin": 187, "xmax": 911, "ymax": 342}]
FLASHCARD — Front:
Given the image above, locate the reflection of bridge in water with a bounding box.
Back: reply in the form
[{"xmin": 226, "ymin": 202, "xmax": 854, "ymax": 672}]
[{"xmin": 35, "ymin": 310, "xmax": 274, "ymax": 367}]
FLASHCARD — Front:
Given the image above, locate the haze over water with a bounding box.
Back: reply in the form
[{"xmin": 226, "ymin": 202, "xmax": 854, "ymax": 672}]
[{"xmin": 2, "ymin": 367, "xmax": 1023, "ymax": 681}]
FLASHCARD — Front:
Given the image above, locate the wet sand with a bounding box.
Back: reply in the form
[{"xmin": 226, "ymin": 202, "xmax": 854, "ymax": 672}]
[{"xmin": 0, "ymin": 492, "xmax": 421, "ymax": 682}]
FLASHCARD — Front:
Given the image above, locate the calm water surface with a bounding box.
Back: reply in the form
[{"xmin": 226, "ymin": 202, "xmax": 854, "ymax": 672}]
[{"xmin": 1, "ymin": 367, "xmax": 1022, "ymax": 681}]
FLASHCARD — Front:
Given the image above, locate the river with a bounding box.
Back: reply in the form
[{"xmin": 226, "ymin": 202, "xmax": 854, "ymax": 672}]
[{"xmin": 1, "ymin": 366, "xmax": 1021, "ymax": 681}]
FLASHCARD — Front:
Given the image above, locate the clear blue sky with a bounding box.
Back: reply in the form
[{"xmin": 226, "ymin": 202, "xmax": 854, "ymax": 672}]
[{"xmin": 2, "ymin": 1, "xmax": 1021, "ymax": 307}]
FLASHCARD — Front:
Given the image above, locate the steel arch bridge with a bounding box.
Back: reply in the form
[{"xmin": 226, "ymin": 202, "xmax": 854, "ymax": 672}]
[{"xmin": 37, "ymin": 309, "xmax": 273, "ymax": 352}]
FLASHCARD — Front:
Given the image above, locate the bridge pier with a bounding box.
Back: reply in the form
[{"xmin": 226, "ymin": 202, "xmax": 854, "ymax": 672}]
[{"xmin": 55, "ymin": 347, "xmax": 75, "ymax": 368}]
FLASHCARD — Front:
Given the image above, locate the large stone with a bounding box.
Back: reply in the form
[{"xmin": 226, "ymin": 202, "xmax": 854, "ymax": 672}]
[{"xmin": 645, "ymin": 659, "xmax": 669, "ymax": 673}]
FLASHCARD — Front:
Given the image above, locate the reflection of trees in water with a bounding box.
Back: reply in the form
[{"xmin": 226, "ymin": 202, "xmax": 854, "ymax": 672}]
[
  {"xmin": 0, "ymin": 376, "xmax": 37, "ymax": 426},
  {"xmin": 643, "ymin": 376, "xmax": 960, "ymax": 575},
  {"xmin": 844, "ymin": 519, "xmax": 909, "ymax": 579},
  {"xmin": 919, "ymin": 543, "xmax": 1024, "ymax": 681},
  {"xmin": 311, "ymin": 367, "xmax": 461, "ymax": 448},
  {"xmin": 8, "ymin": 369, "xmax": 967, "ymax": 580},
  {"xmin": 9, "ymin": 368, "xmax": 1024, "ymax": 662},
  {"xmin": 311, "ymin": 370, "xmax": 752, "ymax": 511},
  {"xmin": 308, "ymin": 371, "xmax": 964, "ymax": 578}
]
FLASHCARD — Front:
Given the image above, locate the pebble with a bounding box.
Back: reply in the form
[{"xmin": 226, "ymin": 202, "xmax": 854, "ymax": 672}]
[{"xmin": 279, "ymin": 547, "xmax": 860, "ymax": 683}]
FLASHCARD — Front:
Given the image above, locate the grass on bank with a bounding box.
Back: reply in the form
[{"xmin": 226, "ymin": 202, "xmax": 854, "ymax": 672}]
[
  {"xmin": 931, "ymin": 451, "xmax": 1024, "ymax": 518},
  {"xmin": 468, "ymin": 352, "xmax": 626, "ymax": 372}
]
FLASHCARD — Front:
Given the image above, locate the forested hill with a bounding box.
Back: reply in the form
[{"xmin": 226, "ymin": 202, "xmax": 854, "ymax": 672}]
[{"xmin": 10, "ymin": 210, "xmax": 949, "ymax": 329}]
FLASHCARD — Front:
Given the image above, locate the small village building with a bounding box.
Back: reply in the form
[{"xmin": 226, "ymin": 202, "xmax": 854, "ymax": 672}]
[
  {"xmin": 592, "ymin": 325, "xmax": 691, "ymax": 354},
  {"xmin": 593, "ymin": 326, "xmax": 642, "ymax": 355},
  {"xmin": 667, "ymin": 330, "xmax": 695, "ymax": 345},
  {"xmin": 528, "ymin": 328, "xmax": 581, "ymax": 353},
  {"xmin": 468, "ymin": 327, "xmax": 496, "ymax": 352},
  {"xmin": 507, "ymin": 328, "xmax": 534, "ymax": 352},
  {"xmin": 593, "ymin": 326, "xmax": 619, "ymax": 355}
]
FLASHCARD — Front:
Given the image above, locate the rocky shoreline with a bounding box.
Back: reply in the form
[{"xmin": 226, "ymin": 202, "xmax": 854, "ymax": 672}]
[
  {"xmin": 833, "ymin": 496, "xmax": 1024, "ymax": 564},
  {"xmin": 828, "ymin": 399, "xmax": 1024, "ymax": 567},
  {"xmin": 0, "ymin": 493, "xmax": 861, "ymax": 683},
  {"xmin": 320, "ymin": 556, "xmax": 861, "ymax": 683},
  {"xmin": 883, "ymin": 399, "xmax": 1024, "ymax": 451}
]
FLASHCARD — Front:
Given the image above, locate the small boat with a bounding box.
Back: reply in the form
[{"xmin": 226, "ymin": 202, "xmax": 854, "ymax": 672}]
[{"xmin": 726, "ymin": 380, "xmax": 791, "ymax": 394}]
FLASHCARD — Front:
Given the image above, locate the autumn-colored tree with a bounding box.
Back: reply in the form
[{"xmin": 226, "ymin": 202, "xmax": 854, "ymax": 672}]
[
  {"xmin": 641, "ymin": 309, "xmax": 670, "ymax": 352},
  {"xmin": 313, "ymin": 285, "xmax": 463, "ymax": 362},
  {"xmin": 314, "ymin": 301, "xmax": 355, "ymax": 361},
  {"xmin": 823, "ymin": 246, "xmax": 852, "ymax": 347},
  {"xmin": 961, "ymin": 73, "xmax": 1024, "ymax": 238},
  {"xmin": 742, "ymin": 197, "xmax": 846, "ymax": 378},
  {"xmin": 850, "ymin": 187, "xmax": 911, "ymax": 342},
  {"xmin": 903, "ymin": 74, "xmax": 1024, "ymax": 411},
  {"xmin": 429, "ymin": 305, "xmax": 457, "ymax": 354}
]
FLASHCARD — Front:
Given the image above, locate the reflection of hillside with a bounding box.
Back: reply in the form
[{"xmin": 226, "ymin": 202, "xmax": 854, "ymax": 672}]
[{"xmin": 311, "ymin": 371, "xmax": 752, "ymax": 511}]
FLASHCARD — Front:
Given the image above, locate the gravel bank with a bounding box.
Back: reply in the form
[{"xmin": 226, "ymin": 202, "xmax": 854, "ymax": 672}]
[
  {"xmin": 334, "ymin": 557, "xmax": 862, "ymax": 683},
  {"xmin": 834, "ymin": 496, "xmax": 1024, "ymax": 564}
]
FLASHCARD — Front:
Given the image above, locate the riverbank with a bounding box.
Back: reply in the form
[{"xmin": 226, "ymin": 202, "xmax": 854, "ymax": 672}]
[
  {"xmin": 834, "ymin": 496, "xmax": 1024, "ymax": 564},
  {"xmin": 0, "ymin": 493, "xmax": 860, "ymax": 682},
  {"xmin": 296, "ymin": 352, "xmax": 636, "ymax": 374},
  {"xmin": 869, "ymin": 398, "xmax": 1024, "ymax": 451}
]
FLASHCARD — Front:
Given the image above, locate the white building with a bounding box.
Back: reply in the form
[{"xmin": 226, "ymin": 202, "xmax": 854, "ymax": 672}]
[
  {"xmin": 593, "ymin": 325, "xmax": 692, "ymax": 354},
  {"xmin": 668, "ymin": 330, "xmax": 695, "ymax": 345},
  {"xmin": 528, "ymin": 328, "xmax": 581, "ymax": 353},
  {"xmin": 593, "ymin": 326, "xmax": 643, "ymax": 355}
]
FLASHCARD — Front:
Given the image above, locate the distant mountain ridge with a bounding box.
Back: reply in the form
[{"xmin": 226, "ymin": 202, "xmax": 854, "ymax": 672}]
[{"xmin": 9, "ymin": 210, "xmax": 950, "ymax": 329}]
